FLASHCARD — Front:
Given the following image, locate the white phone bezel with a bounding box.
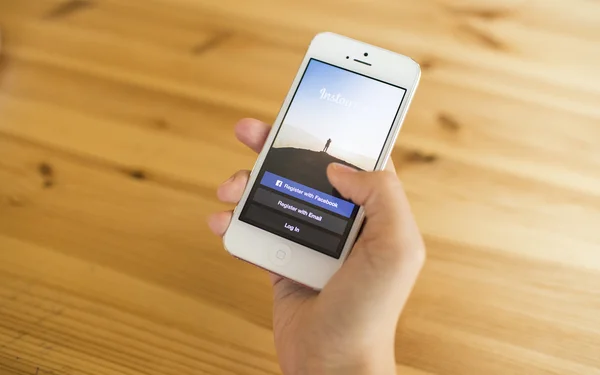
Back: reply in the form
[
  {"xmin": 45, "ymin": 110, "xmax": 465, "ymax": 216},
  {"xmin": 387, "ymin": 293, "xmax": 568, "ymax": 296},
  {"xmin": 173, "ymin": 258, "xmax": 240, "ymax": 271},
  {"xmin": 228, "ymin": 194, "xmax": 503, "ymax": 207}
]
[{"xmin": 223, "ymin": 32, "xmax": 421, "ymax": 290}]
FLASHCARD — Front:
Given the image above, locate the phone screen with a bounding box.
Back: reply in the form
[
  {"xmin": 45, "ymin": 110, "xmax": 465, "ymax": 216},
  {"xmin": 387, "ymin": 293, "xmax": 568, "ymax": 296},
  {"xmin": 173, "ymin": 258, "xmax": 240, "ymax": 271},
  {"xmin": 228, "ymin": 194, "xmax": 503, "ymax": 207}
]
[{"xmin": 239, "ymin": 59, "xmax": 407, "ymax": 259}]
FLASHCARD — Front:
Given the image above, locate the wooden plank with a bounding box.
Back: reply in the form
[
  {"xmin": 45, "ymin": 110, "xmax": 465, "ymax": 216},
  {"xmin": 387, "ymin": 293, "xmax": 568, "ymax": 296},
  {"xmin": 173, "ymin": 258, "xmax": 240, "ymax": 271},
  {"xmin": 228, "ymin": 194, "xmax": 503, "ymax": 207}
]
[
  {"xmin": 0, "ymin": 354, "xmax": 53, "ymax": 375},
  {"xmin": 0, "ymin": 93, "xmax": 252, "ymax": 189},
  {"xmin": 397, "ymin": 238, "xmax": 600, "ymax": 374},
  {"xmin": 2, "ymin": 57, "xmax": 600, "ymax": 199},
  {"xmin": 4, "ymin": 0, "xmax": 600, "ymax": 115},
  {"xmin": 2, "ymin": 104, "xmax": 599, "ymax": 274},
  {"xmin": 395, "ymin": 147, "xmax": 600, "ymax": 271},
  {"xmin": 1, "ymin": 57, "xmax": 265, "ymax": 152},
  {"xmin": 0, "ymin": 235, "xmax": 281, "ymax": 375},
  {"xmin": 1, "ymin": 5, "xmax": 598, "ymax": 197},
  {"xmin": 0, "ymin": 11, "xmax": 298, "ymax": 114},
  {"xmin": 0, "ymin": 136, "xmax": 276, "ymax": 329}
]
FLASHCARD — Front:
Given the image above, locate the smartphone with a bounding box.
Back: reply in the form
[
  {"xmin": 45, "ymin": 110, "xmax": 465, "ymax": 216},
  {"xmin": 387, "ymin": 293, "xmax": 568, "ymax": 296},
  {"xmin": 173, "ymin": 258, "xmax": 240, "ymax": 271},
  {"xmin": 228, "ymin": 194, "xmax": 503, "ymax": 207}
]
[{"xmin": 224, "ymin": 32, "xmax": 420, "ymax": 290}]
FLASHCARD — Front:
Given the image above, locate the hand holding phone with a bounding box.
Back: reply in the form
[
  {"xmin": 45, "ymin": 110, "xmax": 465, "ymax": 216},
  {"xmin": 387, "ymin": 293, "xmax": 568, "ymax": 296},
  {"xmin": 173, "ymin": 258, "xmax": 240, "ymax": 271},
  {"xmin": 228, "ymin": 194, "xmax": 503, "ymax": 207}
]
[
  {"xmin": 209, "ymin": 118, "xmax": 426, "ymax": 375},
  {"xmin": 224, "ymin": 33, "xmax": 421, "ymax": 289}
]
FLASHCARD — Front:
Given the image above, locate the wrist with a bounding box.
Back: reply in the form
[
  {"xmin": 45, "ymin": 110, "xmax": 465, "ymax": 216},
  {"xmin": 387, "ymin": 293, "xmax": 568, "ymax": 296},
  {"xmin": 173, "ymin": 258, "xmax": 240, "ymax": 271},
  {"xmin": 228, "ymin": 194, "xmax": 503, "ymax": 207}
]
[
  {"xmin": 352, "ymin": 351, "xmax": 397, "ymax": 375},
  {"xmin": 307, "ymin": 361, "xmax": 396, "ymax": 375},
  {"xmin": 301, "ymin": 348, "xmax": 396, "ymax": 375}
]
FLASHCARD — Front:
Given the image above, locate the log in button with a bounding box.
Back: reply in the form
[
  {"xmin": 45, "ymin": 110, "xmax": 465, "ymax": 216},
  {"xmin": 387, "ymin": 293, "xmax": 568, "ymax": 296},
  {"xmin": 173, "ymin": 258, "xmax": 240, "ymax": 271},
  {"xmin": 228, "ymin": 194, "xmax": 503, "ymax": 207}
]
[
  {"xmin": 253, "ymin": 188, "xmax": 348, "ymax": 235},
  {"xmin": 245, "ymin": 203, "xmax": 341, "ymax": 257}
]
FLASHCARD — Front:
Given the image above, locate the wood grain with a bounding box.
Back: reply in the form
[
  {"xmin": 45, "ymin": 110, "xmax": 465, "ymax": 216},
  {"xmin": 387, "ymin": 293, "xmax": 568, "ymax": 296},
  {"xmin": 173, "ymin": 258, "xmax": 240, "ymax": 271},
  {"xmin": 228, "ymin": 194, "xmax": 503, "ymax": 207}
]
[{"xmin": 1, "ymin": 0, "xmax": 599, "ymax": 374}]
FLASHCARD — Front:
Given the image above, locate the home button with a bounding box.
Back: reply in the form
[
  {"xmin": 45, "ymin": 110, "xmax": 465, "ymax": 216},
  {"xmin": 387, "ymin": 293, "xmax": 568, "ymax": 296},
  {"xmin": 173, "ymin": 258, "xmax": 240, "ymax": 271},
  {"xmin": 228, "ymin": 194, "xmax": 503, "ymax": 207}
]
[{"xmin": 270, "ymin": 244, "xmax": 292, "ymax": 266}]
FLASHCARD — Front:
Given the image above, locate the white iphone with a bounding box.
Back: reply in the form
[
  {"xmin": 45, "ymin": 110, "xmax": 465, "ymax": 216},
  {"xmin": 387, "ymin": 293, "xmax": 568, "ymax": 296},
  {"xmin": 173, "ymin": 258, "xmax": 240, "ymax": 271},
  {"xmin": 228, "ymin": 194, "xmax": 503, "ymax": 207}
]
[{"xmin": 224, "ymin": 32, "xmax": 420, "ymax": 289}]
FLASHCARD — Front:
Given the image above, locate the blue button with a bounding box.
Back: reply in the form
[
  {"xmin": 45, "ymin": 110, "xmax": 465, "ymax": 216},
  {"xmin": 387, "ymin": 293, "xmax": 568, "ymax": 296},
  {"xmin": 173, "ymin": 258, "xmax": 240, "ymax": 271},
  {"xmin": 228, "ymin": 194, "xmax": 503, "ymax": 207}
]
[{"xmin": 260, "ymin": 171, "xmax": 355, "ymax": 218}]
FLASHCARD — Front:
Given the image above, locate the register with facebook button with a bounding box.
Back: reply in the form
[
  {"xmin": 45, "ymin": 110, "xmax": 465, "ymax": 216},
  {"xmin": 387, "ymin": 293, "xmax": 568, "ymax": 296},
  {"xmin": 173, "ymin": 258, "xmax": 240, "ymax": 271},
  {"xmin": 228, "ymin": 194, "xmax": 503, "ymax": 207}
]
[{"xmin": 239, "ymin": 58, "xmax": 407, "ymax": 258}]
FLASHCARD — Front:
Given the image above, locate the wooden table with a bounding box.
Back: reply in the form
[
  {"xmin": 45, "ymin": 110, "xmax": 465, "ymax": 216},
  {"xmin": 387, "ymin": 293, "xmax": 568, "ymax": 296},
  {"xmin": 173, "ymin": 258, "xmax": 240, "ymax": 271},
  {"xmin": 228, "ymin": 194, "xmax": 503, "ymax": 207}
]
[{"xmin": 1, "ymin": 0, "xmax": 599, "ymax": 374}]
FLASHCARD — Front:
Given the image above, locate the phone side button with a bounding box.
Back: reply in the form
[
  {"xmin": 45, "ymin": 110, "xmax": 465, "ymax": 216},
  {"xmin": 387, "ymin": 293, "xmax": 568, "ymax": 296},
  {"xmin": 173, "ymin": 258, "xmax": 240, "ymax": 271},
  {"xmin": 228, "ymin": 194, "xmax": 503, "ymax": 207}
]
[{"xmin": 270, "ymin": 244, "xmax": 292, "ymax": 266}]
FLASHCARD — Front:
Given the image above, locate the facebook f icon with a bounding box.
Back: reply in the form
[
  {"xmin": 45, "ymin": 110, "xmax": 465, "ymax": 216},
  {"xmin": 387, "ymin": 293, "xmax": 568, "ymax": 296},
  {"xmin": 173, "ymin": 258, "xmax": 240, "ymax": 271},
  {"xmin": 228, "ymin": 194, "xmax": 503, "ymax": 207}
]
[{"xmin": 275, "ymin": 180, "xmax": 283, "ymax": 187}]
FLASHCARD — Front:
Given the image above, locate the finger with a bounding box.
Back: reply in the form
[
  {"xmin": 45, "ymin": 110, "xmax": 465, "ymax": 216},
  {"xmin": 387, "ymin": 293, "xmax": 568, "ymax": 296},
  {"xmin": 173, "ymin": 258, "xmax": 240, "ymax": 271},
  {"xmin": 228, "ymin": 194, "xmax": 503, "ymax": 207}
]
[
  {"xmin": 217, "ymin": 170, "xmax": 250, "ymax": 203},
  {"xmin": 328, "ymin": 163, "xmax": 425, "ymax": 261},
  {"xmin": 235, "ymin": 118, "xmax": 271, "ymax": 154},
  {"xmin": 384, "ymin": 157, "xmax": 397, "ymax": 174},
  {"xmin": 327, "ymin": 163, "xmax": 409, "ymax": 221},
  {"xmin": 269, "ymin": 272, "xmax": 284, "ymax": 285},
  {"xmin": 270, "ymin": 272, "xmax": 317, "ymax": 301},
  {"xmin": 207, "ymin": 211, "xmax": 233, "ymax": 237}
]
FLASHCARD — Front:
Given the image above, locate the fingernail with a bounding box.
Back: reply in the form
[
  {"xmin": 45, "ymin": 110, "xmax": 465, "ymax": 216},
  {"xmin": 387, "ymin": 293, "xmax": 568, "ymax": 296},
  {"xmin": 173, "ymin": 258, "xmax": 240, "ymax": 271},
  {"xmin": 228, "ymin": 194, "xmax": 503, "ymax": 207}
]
[
  {"xmin": 331, "ymin": 163, "xmax": 358, "ymax": 173},
  {"xmin": 222, "ymin": 174, "xmax": 236, "ymax": 185}
]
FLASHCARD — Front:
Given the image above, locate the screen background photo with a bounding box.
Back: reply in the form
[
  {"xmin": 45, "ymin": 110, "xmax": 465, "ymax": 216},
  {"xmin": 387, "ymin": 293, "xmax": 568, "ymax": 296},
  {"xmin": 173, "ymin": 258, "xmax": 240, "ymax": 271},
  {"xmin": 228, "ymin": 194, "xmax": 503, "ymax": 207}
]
[{"xmin": 268, "ymin": 59, "xmax": 406, "ymax": 198}]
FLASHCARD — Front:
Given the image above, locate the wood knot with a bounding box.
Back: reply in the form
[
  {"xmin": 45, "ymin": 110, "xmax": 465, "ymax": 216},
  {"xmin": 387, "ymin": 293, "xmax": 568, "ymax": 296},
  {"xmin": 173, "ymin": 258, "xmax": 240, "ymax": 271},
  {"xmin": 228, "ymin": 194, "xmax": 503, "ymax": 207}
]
[
  {"xmin": 459, "ymin": 24, "xmax": 506, "ymax": 51},
  {"xmin": 191, "ymin": 32, "xmax": 232, "ymax": 55},
  {"xmin": 438, "ymin": 113, "xmax": 461, "ymax": 132},
  {"xmin": 152, "ymin": 118, "xmax": 169, "ymax": 130},
  {"xmin": 8, "ymin": 196, "xmax": 25, "ymax": 207},
  {"xmin": 404, "ymin": 151, "xmax": 439, "ymax": 164},
  {"xmin": 38, "ymin": 162, "xmax": 53, "ymax": 177},
  {"xmin": 449, "ymin": 7, "xmax": 511, "ymax": 21},
  {"xmin": 44, "ymin": 0, "xmax": 96, "ymax": 20},
  {"xmin": 420, "ymin": 59, "xmax": 436, "ymax": 71},
  {"xmin": 128, "ymin": 169, "xmax": 147, "ymax": 180},
  {"xmin": 38, "ymin": 162, "xmax": 55, "ymax": 188}
]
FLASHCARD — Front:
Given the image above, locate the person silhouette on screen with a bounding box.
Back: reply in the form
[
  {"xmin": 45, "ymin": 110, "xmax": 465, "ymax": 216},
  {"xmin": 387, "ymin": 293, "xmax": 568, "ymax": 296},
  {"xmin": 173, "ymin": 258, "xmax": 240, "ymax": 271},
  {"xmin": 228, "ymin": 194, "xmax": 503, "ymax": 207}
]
[{"xmin": 323, "ymin": 138, "xmax": 332, "ymax": 153}]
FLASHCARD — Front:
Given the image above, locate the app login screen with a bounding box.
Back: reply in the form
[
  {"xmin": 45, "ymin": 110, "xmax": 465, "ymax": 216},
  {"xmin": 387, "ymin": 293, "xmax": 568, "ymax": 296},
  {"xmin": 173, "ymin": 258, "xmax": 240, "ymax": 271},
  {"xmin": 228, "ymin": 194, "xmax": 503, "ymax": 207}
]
[{"xmin": 240, "ymin": 59, "xmax": 407, "ymax": 258}]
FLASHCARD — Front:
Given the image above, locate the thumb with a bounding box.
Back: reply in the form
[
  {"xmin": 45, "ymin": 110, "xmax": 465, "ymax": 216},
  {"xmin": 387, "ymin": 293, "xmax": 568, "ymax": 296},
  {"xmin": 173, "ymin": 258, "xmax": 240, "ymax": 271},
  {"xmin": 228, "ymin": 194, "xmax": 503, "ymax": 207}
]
[
  {"xmin": 327, "ymin": 163, "xmax": 403, "ymax": 220},
  {"xmin": 327, "ymin": 162, "xmax": 425, "ymax": 268},
  {"xmin": 323, "ymin": 163, "xmax": 425, "ymax": 327}
]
